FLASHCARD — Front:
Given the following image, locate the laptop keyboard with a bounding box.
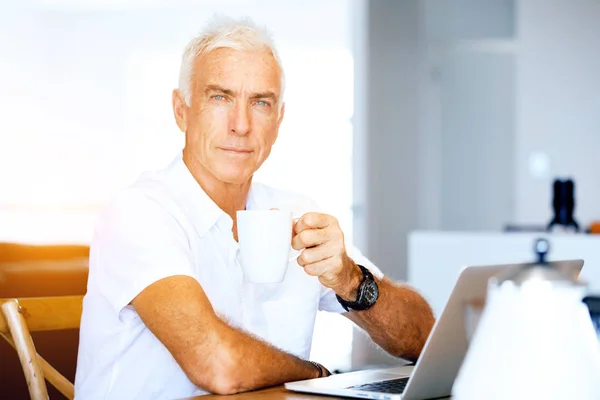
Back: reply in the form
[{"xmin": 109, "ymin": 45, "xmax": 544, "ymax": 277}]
[{"xmin": 347, "ymin": 377, "xmax": 409, "ymax": 394}]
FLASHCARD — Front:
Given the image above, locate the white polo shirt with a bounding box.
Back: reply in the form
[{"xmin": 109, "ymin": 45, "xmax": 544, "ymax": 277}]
[{"xmin": 75, "ymin": 153, "xmax": 382, "ymax": 400}]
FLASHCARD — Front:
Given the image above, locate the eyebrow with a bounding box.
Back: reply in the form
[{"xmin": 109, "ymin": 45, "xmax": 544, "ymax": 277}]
[
  {"xmin": 249, "ymin": 91, "xmax": 278, "ymax": 103},
  {"xmin": 204, "ymin": 84, "xmax": 279, "ymax": 103},
  {"xmin": 204, "ymin": 84, "xmax": 235, "ymax": 96}
]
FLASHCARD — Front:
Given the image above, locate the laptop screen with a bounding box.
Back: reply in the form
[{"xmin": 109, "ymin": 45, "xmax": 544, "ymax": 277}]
[{"xmin": 583, "ymin": 296, "xmax": 600, "ymax": 339}]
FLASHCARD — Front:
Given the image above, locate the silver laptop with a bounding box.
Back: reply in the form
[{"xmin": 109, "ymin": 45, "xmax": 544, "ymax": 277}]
[{"xmin": 286, "ymin": 259, "xmax": 584, "ymax": 400}]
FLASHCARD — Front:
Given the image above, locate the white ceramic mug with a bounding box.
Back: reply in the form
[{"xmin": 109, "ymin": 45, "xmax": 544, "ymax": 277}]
[{"xmin": 236, "ymin": 209, "xmax": 294, "ymax": 284}]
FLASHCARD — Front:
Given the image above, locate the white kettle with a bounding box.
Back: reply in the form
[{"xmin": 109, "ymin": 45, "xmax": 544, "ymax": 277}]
[{"xmin": 453, "ymin": 238, "xmax": 600, "ymax": 400}]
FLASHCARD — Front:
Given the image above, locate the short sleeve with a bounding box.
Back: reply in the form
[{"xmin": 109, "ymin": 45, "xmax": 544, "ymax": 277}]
[
  {"xmin": 92, "ymin": 190, "xmax": 195, "ymax": 318},
  {"xmin": 318, "ymin": 245, "xmax": 384, "ymax": 313}
]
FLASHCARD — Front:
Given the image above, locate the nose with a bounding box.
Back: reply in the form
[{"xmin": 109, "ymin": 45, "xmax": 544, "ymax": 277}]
[{"xmin": 230, "ymin": 101, "xmax": 251, "ymax": 136}]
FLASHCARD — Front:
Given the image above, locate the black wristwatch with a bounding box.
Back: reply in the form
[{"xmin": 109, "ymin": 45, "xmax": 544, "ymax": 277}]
[{"xmin": 336, "ymin": 264, "xmax": 379, "ymax": 312}]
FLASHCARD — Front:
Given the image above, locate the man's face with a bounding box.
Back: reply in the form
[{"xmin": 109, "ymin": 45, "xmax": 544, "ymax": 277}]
[{"xmin": 176, "ymin": 47, "xmax": 284, "ymax": 185}]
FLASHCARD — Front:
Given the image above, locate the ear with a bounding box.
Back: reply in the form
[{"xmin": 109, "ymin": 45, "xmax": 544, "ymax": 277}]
[{"xmin": 172, "ymin": 89, "xmax": 188, "ymax": 133}]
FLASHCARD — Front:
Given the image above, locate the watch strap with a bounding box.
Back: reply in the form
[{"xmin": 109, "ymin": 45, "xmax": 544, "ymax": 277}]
[{"xmin": 336, "ymin": 264, "xmax": 376, "ymax": 312}]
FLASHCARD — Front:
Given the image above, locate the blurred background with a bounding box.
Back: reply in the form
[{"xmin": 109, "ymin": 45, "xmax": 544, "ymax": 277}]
[{"xmin": 1, "ymin": 0, "xmax": 599, "ymax": 396}]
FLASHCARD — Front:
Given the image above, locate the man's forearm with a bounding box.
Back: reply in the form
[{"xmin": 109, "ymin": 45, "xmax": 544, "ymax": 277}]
[
  {"xmin": 199, "ymin": 319, "xmax": 323, "ymax": 394},
  {"xmin": 345, "ymin": 275, "xmax": 435, "ymax": 361}
]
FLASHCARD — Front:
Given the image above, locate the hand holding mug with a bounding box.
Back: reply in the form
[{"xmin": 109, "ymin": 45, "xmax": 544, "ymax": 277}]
[{"xmin": 291, "ymin": 212, "xmax": 361, "ymax": 299}]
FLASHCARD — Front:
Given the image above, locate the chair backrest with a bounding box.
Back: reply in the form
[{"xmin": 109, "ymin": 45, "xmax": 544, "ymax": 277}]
[{"xmin": 0, "ymin": 295, "xmax": 83, "ymax": 400}]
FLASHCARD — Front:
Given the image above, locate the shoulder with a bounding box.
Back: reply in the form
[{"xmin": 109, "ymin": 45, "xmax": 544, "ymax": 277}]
[
  {"xmin": 95, "ymin": 171, "xmax": 185, "ymax": 240},
  {"xmin": 250, "ymin": 182, "xmax": 320, "ymax": 215}
]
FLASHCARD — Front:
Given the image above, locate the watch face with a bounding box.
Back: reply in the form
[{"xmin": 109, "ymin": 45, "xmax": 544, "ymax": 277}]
[{"xmin": 363, "ymin": 280, "xmax": 379, "ymax": 305}]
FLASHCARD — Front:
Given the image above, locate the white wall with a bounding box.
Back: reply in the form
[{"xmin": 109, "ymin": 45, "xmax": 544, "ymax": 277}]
[
  {"xmin": 417, "ymin": 0, "xmax": 600, "ymax": 232},
  {"xmin": 515, "ymin": 0, "xmax": 600, "ymax": 228},
  {"xmin": 418, "ymin": 0, "xmax": 517, "ymax": 233},
  {"xmin": 361, "ymin": 0, "xmax": 420, "ymax": 282},
  {"xmin": 437, "ymin": 50, "xmax": 516, "ymax": 231},
  {"xmin": 352, "ymin": 0, "xmax": 422, "ymax": 368}
]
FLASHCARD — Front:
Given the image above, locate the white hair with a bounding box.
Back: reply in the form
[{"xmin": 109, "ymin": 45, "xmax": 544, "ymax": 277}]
[{"xmin": 178, "ymin": 15, "xmax": 285, "ymax": 108}]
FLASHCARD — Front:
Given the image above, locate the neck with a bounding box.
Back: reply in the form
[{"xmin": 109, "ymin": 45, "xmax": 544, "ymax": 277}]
[{"xmin": 182, "ymin": 148, "xmax": 251, "ymax": 223}]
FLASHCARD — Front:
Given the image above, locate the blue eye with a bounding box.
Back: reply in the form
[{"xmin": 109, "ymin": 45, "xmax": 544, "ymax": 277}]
[
  {"xmin": 256, "ymin": 100, "xmax": 269, "ymax": 107},
  {"xmin": 212, "ymin": 95, "xmax": 225, "ymax": 101}
]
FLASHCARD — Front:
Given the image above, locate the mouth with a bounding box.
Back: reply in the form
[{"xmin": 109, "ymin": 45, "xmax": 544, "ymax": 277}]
[{"xmin": 218, "ymin": 147, "xmax": 254, "ymax": 155}]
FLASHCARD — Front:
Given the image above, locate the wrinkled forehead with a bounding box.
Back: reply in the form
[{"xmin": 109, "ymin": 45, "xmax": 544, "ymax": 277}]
[{"xmin": 192, "ymin": 47, "xmax": 283, "ymax": 96}]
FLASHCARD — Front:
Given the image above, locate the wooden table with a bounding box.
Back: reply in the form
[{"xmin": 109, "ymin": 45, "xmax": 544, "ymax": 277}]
[
  {"xmin": 183, "ymin": 385, "xmax": 451, "ymax": 399},
  {"xmin": 189, "ymin": 386, "xmax": 332, "ymax": 399}
]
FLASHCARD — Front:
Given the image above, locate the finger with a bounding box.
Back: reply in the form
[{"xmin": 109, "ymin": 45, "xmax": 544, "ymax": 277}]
[
  {"xmin": 294, "ymin": 213, "xmax": 333, "ymax": 234},
  {"xmin": 292, "ymin": 228, "xmax": 329, "ymax": 251},
  {"xmin": 301, "ymin": 256, "xmax": 336, "ymax": 277},
  {"xmin": 296, "ymin": 242, "xmax": 336, "ymax": 266}
]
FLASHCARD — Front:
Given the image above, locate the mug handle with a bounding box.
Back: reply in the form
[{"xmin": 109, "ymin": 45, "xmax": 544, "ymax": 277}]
[{"xmin": 289, "ymin": 216, "xmax": 302, "ymax": 262}]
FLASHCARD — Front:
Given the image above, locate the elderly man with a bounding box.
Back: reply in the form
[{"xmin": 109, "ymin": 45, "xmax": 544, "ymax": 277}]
[{"xmin": 75, "ymin": 16, "xmax": 434, "ymax": 400}]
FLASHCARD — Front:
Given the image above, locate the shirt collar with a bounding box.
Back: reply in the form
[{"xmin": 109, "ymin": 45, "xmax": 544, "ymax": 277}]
[{"xmin": 164, "ymin": 153, "xmax": 258, "ymax": 238}]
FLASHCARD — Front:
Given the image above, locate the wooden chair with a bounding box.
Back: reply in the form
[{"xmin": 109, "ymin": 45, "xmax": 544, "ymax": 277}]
[{"xmin": 0, "ymin": 296, "xmax": 83, "ymax": 400}]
